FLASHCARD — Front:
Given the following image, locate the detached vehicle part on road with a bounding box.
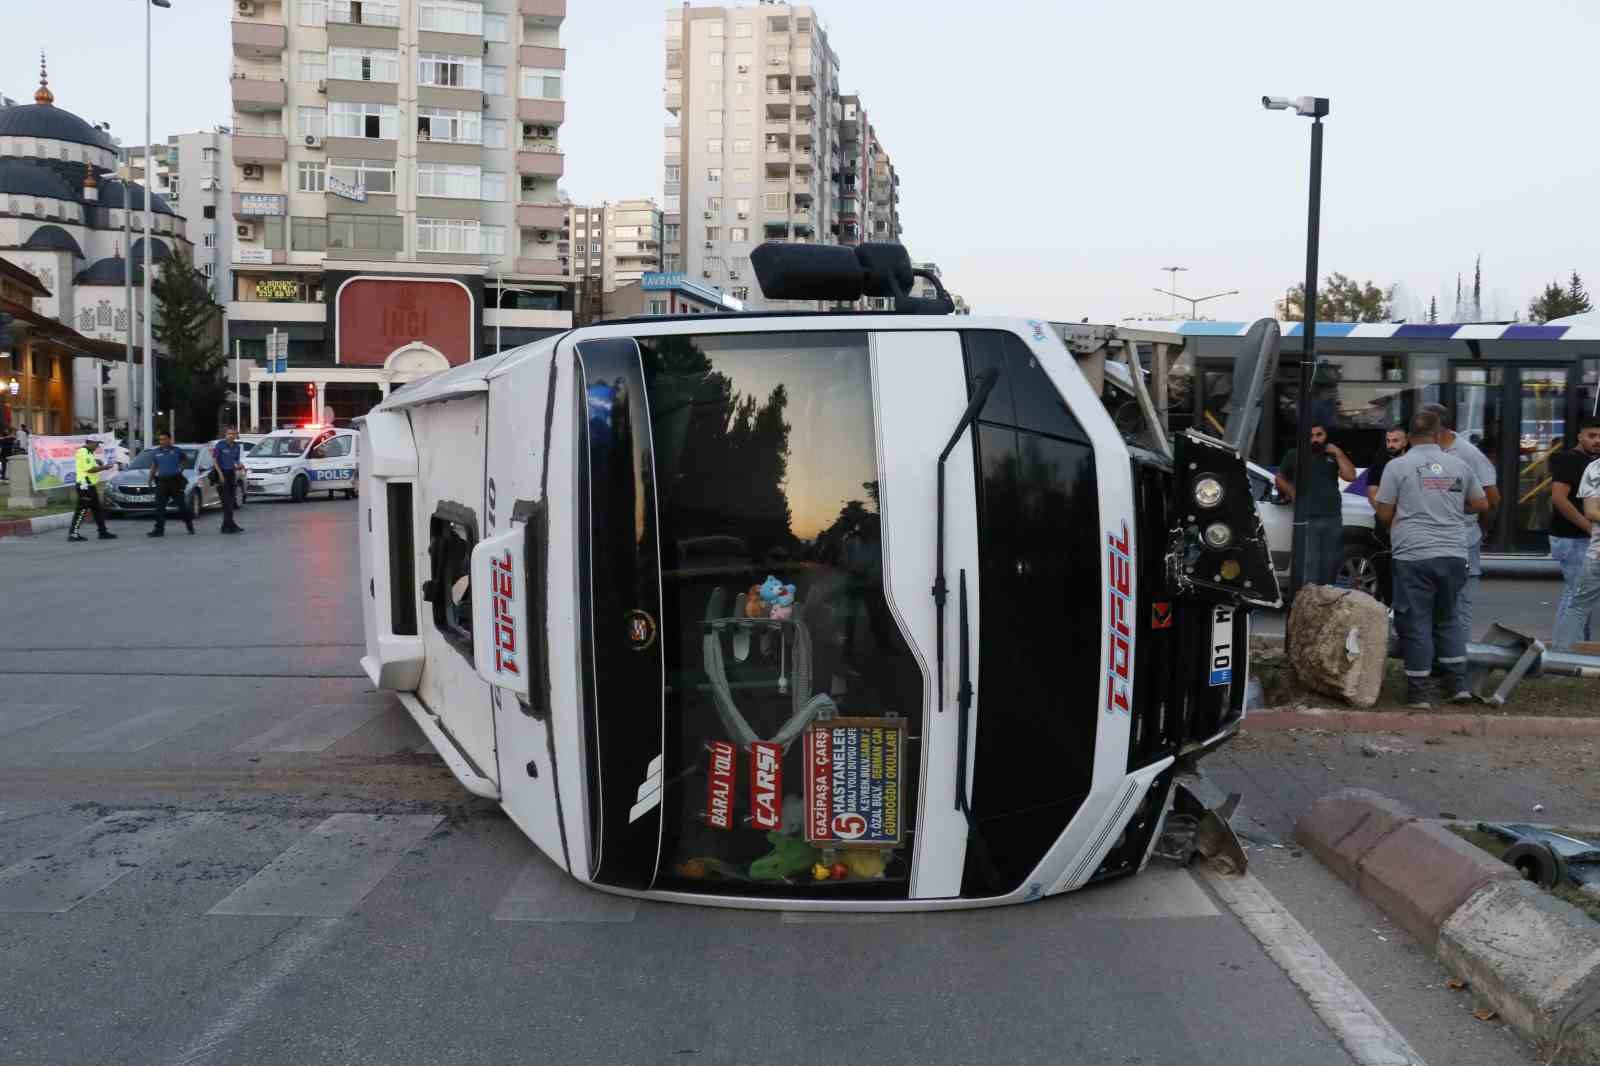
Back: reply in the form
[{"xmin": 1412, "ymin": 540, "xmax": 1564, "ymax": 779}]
[
  {"xmin": 243, "ymin": 427, "xmax": 360, "ymax": 502},
  {"xmin": 357, "ymin": 243, "xmax": 1281, "ymax": 911},
  {"xmin": 103, "ymin": 444, "xmax": 241, "ymax": 517}
]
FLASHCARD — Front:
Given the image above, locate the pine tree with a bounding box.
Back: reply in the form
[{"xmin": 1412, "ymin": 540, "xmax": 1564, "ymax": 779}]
[
  {"xmin": 1472, "ymin": 254, "xmax": 1482, "ymax": 320},
  {"xmin": 151, "ymin": 249, "xmax": 225, "ymax": 440},
  {"xmin": 1569, "ymin": 271, "xmax": 1593, "ymax": 315},
  {"xmin": 1428, "ymin": 295, "xmax": 1438, "ymax": 324}
]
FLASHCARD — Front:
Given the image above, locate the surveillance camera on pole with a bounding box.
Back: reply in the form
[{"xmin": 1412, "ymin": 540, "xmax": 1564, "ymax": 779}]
[{"xmin": 1261, "ymin": 95, "xmax": 1329, "ymax": 119}]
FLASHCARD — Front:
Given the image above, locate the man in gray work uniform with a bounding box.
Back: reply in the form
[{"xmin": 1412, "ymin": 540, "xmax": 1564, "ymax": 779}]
[
  {"xmin": 1373, "ymin": 409, "xmax": 1489, "ymax": 708},
  {"xmin": 1421, "ymin": 404, "xmax": 1499, "ymax": 647}
]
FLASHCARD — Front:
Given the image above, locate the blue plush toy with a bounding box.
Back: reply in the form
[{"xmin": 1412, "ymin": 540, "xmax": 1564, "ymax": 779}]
[{"xmin": 759, "ymin": 575, "xmax": 797, "ymax": 620}]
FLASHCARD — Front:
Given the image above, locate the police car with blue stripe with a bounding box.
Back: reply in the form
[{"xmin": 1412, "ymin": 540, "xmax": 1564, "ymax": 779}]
[{"xmin": 243, "ymin": 425, "xmax": 360, "ymax": 502}]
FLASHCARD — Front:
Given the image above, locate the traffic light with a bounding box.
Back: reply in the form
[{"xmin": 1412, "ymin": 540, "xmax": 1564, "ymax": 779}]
[{"xmin": 100, "ymin": 364, "xmax": 112, "ymax": 385}]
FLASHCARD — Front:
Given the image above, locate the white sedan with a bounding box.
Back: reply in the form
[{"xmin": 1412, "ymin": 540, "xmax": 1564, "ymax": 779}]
[{"xmin": 1247, "ymin": 462, "xmax": 1388, "ymax": 601}]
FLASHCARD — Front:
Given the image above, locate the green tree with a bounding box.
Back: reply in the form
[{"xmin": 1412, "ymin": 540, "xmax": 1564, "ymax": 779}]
[
  {"xmin": 1528, "ymin": 271, "xmax": 1594, "ymax": 323},
  {"xmin": 1278, "ymin": 273, "xmax": 1394, "ymax": 322},
  {"xmin": 1428, "ymin": 295, "xmax": 1438, "ymax": 324},
  {"xmin": 152, "ymin": 249, "xmax": 225, "ymax": 440}
]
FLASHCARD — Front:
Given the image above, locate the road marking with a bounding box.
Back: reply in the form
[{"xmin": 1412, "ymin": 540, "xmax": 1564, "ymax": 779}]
[
  {"xmin": 206, "ymin": 813, "xmax": 441, "ymax": 918},
  {"xmin": 169, "ymin": 917, "xmax": 341, "ymax": 1066},
  {"xmin": 0, "ymin": 705, "xmax": 78, "ymax": 739},
  {"xmin": 54, "ymin": 705, "xmax": 228, "ymax": 753},
  {"xmin": 1200, "ymin": 866, "xmax": 1428, "ymax": 1066},
  {"xmin": 0, "ymin": 810, "xmax": 215, "ymax": 913},
  {"xmin": 492, "ymin": 855, "xmax": 639, "ymax": 923},
  {"xmin": 232, "ymin": 704, "xmax": 390, "ymax": 753}
]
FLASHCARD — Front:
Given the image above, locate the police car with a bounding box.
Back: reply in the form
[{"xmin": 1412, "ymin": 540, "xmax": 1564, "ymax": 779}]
[{"xmin": 243, "ymin": 425, "xmax": 360, "ymax": 502}]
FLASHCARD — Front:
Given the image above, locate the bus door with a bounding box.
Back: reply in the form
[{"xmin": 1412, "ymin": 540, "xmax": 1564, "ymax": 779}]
[{"xmin": 1453, "ymin": 364, "xmax": 1571, "ymax": 553}]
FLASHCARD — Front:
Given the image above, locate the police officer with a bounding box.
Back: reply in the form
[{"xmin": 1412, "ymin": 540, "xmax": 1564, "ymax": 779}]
[
  {"xmin": 1373, "ymin": 410, "xmax": 1488, "ymax": 708},
  {"xmin": 211, "ymin": 427, "xmax": 245, "ymax": 535},
  {"xmin": 147, "ymin": 431, "xmax": 195, "ymax": 537},
  {"xmin": 68, "ymin": 438, "xmax": 117, "ymax": 542}
]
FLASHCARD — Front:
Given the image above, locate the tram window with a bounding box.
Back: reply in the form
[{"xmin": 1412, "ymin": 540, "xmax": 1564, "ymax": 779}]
[
  {"xmin": 963, "ymin": 330, "xmax": 1088, "ymax": 443},
  {"xmin": 426, "ymin": 507, "xmax": 478, "ymax": 659},
  {"xmin": 637, "ymin": 330, "xmax": 923, "ymax": 899}
]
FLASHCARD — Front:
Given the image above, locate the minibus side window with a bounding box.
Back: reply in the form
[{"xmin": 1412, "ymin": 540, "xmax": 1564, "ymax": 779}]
[{"xmin": 426, "ymin": 505, "xmax": 478, "ymax": 660}]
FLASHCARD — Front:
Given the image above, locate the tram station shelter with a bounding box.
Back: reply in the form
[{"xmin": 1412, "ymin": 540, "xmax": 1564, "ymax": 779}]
[{"xmin": 1115, "ymin": 319, "xmax": 1600, "ymax": 560}]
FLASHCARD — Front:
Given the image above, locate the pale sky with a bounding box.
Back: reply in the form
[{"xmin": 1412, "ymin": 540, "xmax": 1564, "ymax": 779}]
[{"xmin": 5, "ymin": 0, "xmax": 1596, "ymax": 322}]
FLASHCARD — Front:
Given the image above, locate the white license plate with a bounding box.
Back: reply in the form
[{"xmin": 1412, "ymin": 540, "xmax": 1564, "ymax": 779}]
[{"xmin": 1208, "ymin": 605, "xmax": 1234, "ymax": 686}]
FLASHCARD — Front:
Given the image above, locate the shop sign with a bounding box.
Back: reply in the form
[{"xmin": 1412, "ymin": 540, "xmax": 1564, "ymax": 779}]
[
  {"xmin": 641, "ymin": 272, "xmax": 686, "ymax": 290},
  {"xmin": 238, "ymin": 192, "xmax": 286, "ymax": 217},
  {"xmin": 236, "ymin": 248, "xmax": 272, "ymax": 265},
  {"xmin": 327, "ymin": 174, "xmax": 367, "ymax": 202},
  {"xmin": 706, "ymin": 740, "xmax": 736, "ymax": 830},
  {"xmin": 255, "ymin": 279, "xmax": 301, "ymax": 302},
  {"xmin": 803, "ymin": 718, "xmax": 904, "ymax": 848}
]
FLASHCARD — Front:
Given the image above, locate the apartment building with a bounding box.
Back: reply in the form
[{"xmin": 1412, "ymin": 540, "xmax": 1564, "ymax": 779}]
[
  {"xmin": 868, "ymin": 131, "xmax": 900, "ymax": 244},
  {"xmin": 566, "ymin": 198, "xmax": 663, "ymax": 322},
  {"xmin": 124, "ymin": 131, "xmax": 236, "ymax": 301},
  {"xmin": 664, "ymin": 3, "xmax": 842, "ymax": 310},
  {"xmin": 227, "ymin": 0, "xmax": 572, "ymax": 428}
]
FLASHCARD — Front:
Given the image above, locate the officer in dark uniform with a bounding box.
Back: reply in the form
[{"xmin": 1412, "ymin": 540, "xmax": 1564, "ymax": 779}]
[
  {"xmin": 147, "ymin": 431, "xmax": 195, "ymax": 537},
  {"xmin": 211, "ymin": 427, "xmax": 245, "ymax": 535},
  {"xmin": 68, "ymin": 438, "xmax": 117, "ymax": 542}
]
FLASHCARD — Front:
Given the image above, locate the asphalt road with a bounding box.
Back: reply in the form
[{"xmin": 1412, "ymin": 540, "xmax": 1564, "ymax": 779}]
[
  {"xmin": 0, "ymin": 499, "xmax": 1545, "ymax": 1065},
  {"xmin": 1253, "ymin": 576, "xmax": 1565, "ymax": 642}
]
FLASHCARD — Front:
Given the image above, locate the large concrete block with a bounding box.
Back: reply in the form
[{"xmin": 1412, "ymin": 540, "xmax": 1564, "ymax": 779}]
[
  {"xmin": 1293, "ymin": 788, "xmax": 1416, "ymax": 886},
  {"xmin": 1358, "ymin": 821, "xmax": 1517, "ymax": 947},
  {"xmin": 1438, "ymin": 880, "xmax": 1600, "ymax": 1064},
  {"xmin": 1287, "ymin": 584, "xmax": 1390, "ymax": 707}
]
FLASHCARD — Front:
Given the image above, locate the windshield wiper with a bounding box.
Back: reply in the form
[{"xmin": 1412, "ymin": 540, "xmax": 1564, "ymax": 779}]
[{"xmin": 933, "ymin": 367, "xmax": 999, "ymax": 713}]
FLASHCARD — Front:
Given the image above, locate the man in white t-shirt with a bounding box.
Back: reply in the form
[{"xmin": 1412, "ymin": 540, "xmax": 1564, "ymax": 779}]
[{"xmin": 1553, "ymin": 456, "xmax": 1600, "ymax": 650}]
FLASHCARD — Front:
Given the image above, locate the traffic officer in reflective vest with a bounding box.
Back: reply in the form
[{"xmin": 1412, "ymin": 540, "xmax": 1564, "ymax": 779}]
[
  {"xmin": 147, "ymin": 432, "xmax": 195, "ymax": 537},
  {"xmin": 68, "ymin": 438, "xmax": 117, "ymax": 542}
]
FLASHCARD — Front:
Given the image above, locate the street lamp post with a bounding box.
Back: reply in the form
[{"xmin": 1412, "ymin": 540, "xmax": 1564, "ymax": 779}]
[
  {"xmin": 1160, "ymin": 266, "xmax": 1186, "ymax": 317},
  {"xmin": 1263, "ymin": 93, "xmax": 1330, "ymax": 610},
  {"xmin": 1151, "ymin": 287, "xmax": 1240, "ymax": 320},
  {"xmin": 142, "ymin": 0, "xmax": 171, "ymax": 452}
]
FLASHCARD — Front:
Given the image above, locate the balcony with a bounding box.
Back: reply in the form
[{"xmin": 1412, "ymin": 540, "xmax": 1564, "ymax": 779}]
[
  {"xmin": 328, "ymin": 2, "xmax": 400, "ymax": 27},
  {"xmin": 518, "ymin": 45, "xmax": 567, "ymax": 69},
  {"xmin": 516, "ymin": 150, "xmax": 565, "ymax": 177},
  {"xmin": 763, "ymin": 149, "xmax": 790, "ymax": 166},
  {"xmin": 515, "ymin": 257, "xmax": 568, "ymax": 277},
  {"xmin": 518, "ymin": 0, "xmax": 566, "ymax": 21},
  {"xmin": 793, "ymin": 91, "xmax": 814, "ymax": 117},
  {"xmin": 231, "ymin": 76, "xmax": 286, "ymax": 113},
  {"xmin": 232, "ymin": 20, "xmax": 286, "ymax": 58},
  {"xmin": 516, "ymin": 202, "xmax": 566, "ymax": 228},
  {"xmin": 764, "ymin": 93, "xmax": 790, "ymax": 115},
  {"xmin": 232, "ymin": 133, "xmax": 287, "ymax": 164},
  {"xmin": 517, "ymin": 98, "xmax": 565, "ymax": 126}
]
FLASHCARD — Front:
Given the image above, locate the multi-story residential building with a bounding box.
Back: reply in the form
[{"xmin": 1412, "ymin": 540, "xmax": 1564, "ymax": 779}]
[
  {"xmin": 227, "ymin": 0, "xmax": 572, "ymax": 429},
  {"xmin": 124, "ymin": 131, "xmax": 236, "ymax": 301},
  {"xmin": 566, "ymin": 197, "xmax": 662, "ymax": 322},
  {"xmin": 868, "ymin": 131, "xmax": 900, "ymax": 244},
  {"xmin": 664, "ymin": 3, "xmax": 841, "ymax": 310}
]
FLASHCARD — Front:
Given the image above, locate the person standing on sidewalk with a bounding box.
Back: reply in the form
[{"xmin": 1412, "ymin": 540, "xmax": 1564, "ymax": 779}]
[
  {"xmin": 1365, "ymin": 424, "xmax": 1410, "ymax": 604},
  {"xmin": 1553, "ymin": 455, "xmax": 1600, "ymax": 650},
  {"xmin": 0, "ymin": 423, "xmax": 13, "ymax": 483},
  {"xmin": 1551, "ymin": 417, "xmax": 1600, "ymax": 645},
  {"xmin": 211, "ymin": 427, "xmax": 245, "ymax": 535},
  {"xmin": 147, "ymin": 432, "xmax": 194, "ymax": 538},
  {"xmin": 1422, "ymin": 404, "xmax": 1499, "ymax": 647},
  {"xmin": 67, "ymin": 438, "xmax": 117, "ymax": 542},
  {"xmin": 1373, "ymin": 409, "xmax": 1489, "ymax": 708},
  {"xmin": 1276, "ymin": 421, "xmax": 1357, "ymax": 586}
]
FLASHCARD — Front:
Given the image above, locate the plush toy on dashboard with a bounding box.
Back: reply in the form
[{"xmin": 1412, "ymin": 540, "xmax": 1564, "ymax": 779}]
[
  {"xmin": 743, "ymin": 585, "xmax": 766, "ymax": 619},
  {"xmin": 759, "ymin": 575, "xmax": 797, "ymax": 620}
]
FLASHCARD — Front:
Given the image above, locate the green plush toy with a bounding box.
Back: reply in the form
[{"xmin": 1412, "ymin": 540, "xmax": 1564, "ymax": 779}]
[{"xmin": 749, "ymin": 831, "xmax": 820, "ymax": 881}]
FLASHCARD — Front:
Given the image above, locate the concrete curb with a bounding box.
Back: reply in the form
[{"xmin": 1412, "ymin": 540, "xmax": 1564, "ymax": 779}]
[
  {"xmin": 0, "ymin": 511, "xmax": 73, "ymax": 540},
  {"xmin": 1247, "ymin": 706, "xmax": 1600, "ymax": 738},
  {"xmin": 1297, "ymin": 789, "xmax": 1600, "ymax": 1064}
]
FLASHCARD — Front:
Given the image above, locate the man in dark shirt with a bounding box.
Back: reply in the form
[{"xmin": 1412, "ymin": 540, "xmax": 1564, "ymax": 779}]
[
  {"xmin": 1551, "ymin": 416, "xmax": 1600, "ymax": 642},
  {"xmin": 211, "ymin": 427, "xmax": 245, "ymax": 535},
  {"xmin": 1276, "ymin": 421, "xmax": 1357, "ymax": 586},
  {"xmin": 1364, "ymin": 425, "xmax": 1409, "ymax": 506},
  {"xmin": 147, "ymin": 432, "xmax": 195, "ymax": 537}
]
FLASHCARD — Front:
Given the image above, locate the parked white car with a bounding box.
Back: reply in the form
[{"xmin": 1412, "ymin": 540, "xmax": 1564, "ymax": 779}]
[{"xmin": 1247, "ymin": 461, "xmax": 1388, "ymax": 601}]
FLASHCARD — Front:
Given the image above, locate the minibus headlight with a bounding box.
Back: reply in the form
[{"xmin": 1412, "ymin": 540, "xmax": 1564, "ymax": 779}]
[
  {"xmin": 1193, "ymin": 476, "xmax": 1225, "ymax": 509},
  {"xmin": 1203, "ymin": 522, "xmax": 1234, "ymax": 549}
]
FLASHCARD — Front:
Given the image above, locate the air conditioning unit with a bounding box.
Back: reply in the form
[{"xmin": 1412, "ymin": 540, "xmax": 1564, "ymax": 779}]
[
  {"xmin": 317, "ymin": 80, "xmax": 327, "ymax": 94},
  {"xmin": 236, "ymin": 223, "xmax": 253, "ymax": 238},
  {"xmin": 304, "ymin": 134, "xmax": 323, "ymax": 149},
  {"xmin": 236, "ymin": 0, "xmax": 256, "ymax": 15},
  {"xmin": 241, "ymin": 164, "xmax": 263, "ymax": 179},
  {"xmin": 729, "ymin": 270, "xmax": 740, "ymax": 279},
  {"xmin": 537, "ymin": 230, "xmax": 553, "ymax": 242},
  {"xmin": 736, "ymin": 211, "xmax": 747, "ymax": 219},
  {"xmin": 703, "ymin": 240, "xmax": 715, "ymax": 248},
  {"xmin": 702, "ymin": 211, "xmax": 713, "ymax": 219},
  {"xmin": 702, "ymin": 270, "xmax": 712, "ymax": 278},
  {"xmin": 736, "ymin": 64, "xmax": 750, "ymax": 73},
  {"xmin": 535, "ymin": 126, "xmax": 552, "ymax": 137}
]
